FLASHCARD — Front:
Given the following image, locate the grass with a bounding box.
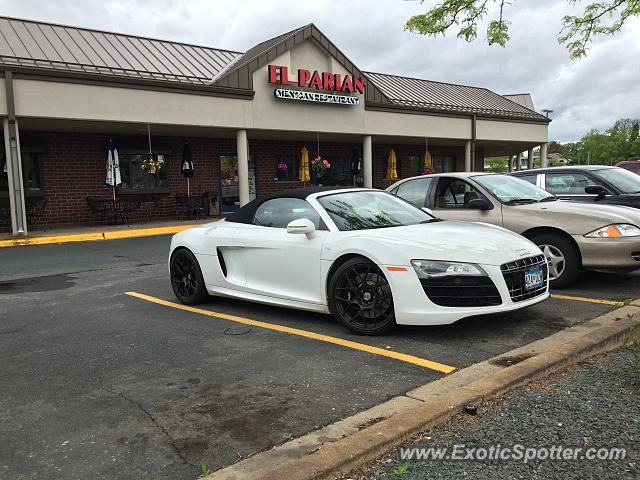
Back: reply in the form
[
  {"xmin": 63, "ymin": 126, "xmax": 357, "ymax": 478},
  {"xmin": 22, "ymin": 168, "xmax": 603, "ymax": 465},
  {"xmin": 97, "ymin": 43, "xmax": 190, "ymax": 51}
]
[
  {"xmin": 392, "ymin": 461, "xmax": 411, "ymax": 476},
  {"xmin": 196, "ymin": 462, "xmax": 212, "ymax": 479}
]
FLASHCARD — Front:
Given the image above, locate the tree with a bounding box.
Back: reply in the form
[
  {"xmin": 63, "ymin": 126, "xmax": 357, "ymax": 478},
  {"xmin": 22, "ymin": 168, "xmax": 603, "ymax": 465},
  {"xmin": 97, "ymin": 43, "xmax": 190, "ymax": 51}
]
[
  {"xmin": 556, "ymin": 118, "xmax": 640, "ymax": 165},
  {"xmin": 405, "ymin": 0, "xmax": 640, "ymax": 59}
]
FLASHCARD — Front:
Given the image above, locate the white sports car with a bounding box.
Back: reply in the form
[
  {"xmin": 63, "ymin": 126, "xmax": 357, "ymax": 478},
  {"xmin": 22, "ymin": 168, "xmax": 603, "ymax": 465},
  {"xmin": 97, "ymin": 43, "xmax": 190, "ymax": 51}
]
[{"xmin": 169, "ymin": 188, "xmax": 549, "ymax": 335}]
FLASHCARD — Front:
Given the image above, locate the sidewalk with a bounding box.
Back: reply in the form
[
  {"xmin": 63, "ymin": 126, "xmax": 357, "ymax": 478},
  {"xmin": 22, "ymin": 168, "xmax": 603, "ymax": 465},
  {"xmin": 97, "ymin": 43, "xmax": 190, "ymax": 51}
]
[
  {"xmin": 0, "ymin": 217, "xmax": 222, "ymax": 248},
  {"xmin": 359, "ymin": 346, "xmax": 639, "ymax": 480}
]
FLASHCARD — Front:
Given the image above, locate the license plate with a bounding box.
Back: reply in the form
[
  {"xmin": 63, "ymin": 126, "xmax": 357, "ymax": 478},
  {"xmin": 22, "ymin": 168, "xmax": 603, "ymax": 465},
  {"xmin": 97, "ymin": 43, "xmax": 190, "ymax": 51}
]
[{"xmin": 524, "ymin": 267, "xmax": 544, "ymax": 290}]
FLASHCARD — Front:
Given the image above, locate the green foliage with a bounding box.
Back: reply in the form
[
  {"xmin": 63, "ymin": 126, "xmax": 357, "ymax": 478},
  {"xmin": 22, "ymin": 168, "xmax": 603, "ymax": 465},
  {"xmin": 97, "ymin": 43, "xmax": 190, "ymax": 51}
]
[
  {"xmin": 485, "ymin": 155, "xmax": 509, "ymax": 173},
  {"xmin": 196, "ymin": 462, "xmax": 212, "ymax": 479},
  {"xmin": 405, "ymin": 0, "xmax": 640, "ymax": 59},
  {"xmin": 558, "ymin": 118, "xmax": 640, "ymax": 165},
  {"xmin": 392, "ymin": 461, "xmax": 412, "ymax": 476}
]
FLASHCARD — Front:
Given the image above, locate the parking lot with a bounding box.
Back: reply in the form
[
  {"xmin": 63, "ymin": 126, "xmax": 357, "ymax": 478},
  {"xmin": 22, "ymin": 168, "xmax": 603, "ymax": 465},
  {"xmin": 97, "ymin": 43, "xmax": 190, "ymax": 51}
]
[{"xmin": 0, "ymin": 235, "xmax": 637, "ymax": 480}]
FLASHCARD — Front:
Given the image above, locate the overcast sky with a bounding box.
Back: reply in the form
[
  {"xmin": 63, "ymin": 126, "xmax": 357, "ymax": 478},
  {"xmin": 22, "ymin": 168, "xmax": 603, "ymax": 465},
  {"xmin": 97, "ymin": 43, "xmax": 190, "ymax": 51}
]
[{"xmin": 1, "ymin": 0, "xmax": 639, "ymax": 142}]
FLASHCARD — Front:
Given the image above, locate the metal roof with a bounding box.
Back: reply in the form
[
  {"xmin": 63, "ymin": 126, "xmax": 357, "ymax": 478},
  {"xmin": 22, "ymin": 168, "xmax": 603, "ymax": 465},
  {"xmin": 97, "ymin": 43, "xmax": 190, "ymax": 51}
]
[
  {"xmin": 365, "ymin": 72, "xmax": 548, "ymax": 122},
  {"xmin": 503, "ymin": 93, "xmax": 535, "ymax": 111},
  {"xmin": 0, "ymin": 16, "xmax": 241, "ymax": 85},
  {"xmin": 0, "ymin": 15, "xmax": 549, "ymax": 122}
]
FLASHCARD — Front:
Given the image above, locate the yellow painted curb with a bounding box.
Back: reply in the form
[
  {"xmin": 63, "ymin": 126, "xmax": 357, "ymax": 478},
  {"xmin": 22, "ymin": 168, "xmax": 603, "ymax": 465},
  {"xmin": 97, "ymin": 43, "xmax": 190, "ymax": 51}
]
[{"xmin": 0, "ymin": 224, "xmax": 198, "ymax": 248}]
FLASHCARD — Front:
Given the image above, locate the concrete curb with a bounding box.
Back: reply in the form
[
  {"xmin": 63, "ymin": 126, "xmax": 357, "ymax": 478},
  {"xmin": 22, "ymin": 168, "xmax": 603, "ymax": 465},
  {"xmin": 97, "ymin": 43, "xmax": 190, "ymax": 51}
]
[{"xmin": 207, "ymin": 302, "xmax": 640, "ymax": 480}]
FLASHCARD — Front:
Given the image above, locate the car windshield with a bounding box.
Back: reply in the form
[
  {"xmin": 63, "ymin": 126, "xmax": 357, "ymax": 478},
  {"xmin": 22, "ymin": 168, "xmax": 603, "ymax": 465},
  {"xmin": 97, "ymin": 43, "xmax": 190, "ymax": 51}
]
[
  {"xmin": 473, "ymin": 174, "xmax": 554, "ymax": 204},
  {"xmin": 317, "ymin": 190, "xmax": 435, "ymax": 231},
  {"xmin": 593, "ymin": 168, "xmax": 640, "ymax": 194}
]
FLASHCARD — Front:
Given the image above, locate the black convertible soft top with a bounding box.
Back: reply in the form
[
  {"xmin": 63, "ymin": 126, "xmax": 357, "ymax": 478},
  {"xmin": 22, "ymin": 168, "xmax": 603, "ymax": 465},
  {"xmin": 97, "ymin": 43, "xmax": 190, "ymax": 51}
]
[{"xmin": 225, "ymin": 186, "xmax": 355, "ymax": 225}]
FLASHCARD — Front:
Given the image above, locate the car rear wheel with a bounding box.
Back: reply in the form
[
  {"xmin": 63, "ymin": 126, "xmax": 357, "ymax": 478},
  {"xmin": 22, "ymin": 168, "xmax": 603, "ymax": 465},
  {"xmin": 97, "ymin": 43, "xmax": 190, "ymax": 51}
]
[
  {"xmin": 170, "ymin": 248, "xmax": 209, "ymax": 305},
  {"xmin": 530, "ymin": 233, "xmax": 580, "ymax": 288},
  {"xmin": 328, "ymin": 257, "xmax": 396, "ymax": 335}
]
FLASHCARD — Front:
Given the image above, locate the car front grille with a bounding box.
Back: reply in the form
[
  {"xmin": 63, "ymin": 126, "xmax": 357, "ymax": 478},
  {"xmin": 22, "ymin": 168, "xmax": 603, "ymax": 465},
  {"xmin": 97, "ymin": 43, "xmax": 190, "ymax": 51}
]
[
  {"xmin": 501, "ymin": 254, "xmax": 548, "ymax": 303},
  {"xmin": 420, "ymin": 276, "xmax": 502, "ymax": 307},
  {"xmin": 631, "ymin": 251, "xmax": 640, "ymax": 261}
]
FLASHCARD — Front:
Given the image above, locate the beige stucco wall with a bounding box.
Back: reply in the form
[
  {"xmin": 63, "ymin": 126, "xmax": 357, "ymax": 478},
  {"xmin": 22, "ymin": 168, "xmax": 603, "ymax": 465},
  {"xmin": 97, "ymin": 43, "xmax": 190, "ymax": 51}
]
[
  {"xmin": 7, "ymin": 39, "xmax": 548, "ymax": 145},
  {"xmin": 476, "ymin": 118, "xmax": 548, "ymax": 143},
  {"xmin": 0, "ymin": 78, "xmax": 7, "ymax": 116},
  {"xmin": 12, "ymin": 78, "xmax": 249, "ymax": 129}
]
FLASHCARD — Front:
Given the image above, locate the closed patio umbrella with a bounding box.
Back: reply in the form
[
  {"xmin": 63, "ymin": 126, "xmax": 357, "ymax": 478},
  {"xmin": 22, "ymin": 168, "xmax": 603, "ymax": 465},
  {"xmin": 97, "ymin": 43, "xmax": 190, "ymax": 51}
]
[
  {"xmin": 386, "ymin": 148, "xmax": 398, "ymax": 181},
  {"xmin": 105, "ymin": 140, "xmax": 121, "ymax": 201},
  {"xmin": 181, "ymin": 142, "xmax": 195, "ymax": 197},
  {"xmin": 422, "ymin": 150, "xmax": 433, "ymax": 174},
  {"xmin": 299, "ymin": 146, "xmax": 311, "ymax": 185}
]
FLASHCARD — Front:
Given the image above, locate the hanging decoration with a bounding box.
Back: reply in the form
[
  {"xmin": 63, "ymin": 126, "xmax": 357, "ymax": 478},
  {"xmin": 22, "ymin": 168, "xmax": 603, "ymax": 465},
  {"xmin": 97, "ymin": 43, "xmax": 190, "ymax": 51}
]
[
  {"xmin": 141, "ymin": 123, "xmax": 159, "ymax": 175},
  {"xmin": 311, "ymin": 133, "xmax": 330, "ymax": 179}
]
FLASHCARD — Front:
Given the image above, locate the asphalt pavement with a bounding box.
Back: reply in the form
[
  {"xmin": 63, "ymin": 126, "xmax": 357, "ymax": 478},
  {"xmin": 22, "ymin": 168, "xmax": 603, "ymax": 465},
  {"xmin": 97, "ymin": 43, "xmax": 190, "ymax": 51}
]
[{"xmin": 0, "ymin": 235, "xmax": 637, "ymax": 479}]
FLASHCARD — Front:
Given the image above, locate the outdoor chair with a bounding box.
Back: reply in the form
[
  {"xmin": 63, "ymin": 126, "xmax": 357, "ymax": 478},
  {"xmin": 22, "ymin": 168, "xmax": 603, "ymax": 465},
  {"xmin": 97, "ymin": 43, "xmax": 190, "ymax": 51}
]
[
  {"xmin": 115, "ymin": 198, "xmax": 140, "ymax": 225},
  {"xmin": 86, "ymin": 197, "xmax": 112, "ymax": 224},
  {"xmin": 26, "ymin": 199, "xmax": 48, "ymax": 230}
]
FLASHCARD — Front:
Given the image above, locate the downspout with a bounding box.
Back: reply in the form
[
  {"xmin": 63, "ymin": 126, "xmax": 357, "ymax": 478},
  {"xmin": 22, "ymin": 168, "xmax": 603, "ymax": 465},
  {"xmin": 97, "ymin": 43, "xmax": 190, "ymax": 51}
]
[
  {"xmin": 471, "ymin": 114, "xmax": 477, "ymax": 171},
  {"xmin": 4, "ymin": 70, "xmax": 27, "ymax": 236}
]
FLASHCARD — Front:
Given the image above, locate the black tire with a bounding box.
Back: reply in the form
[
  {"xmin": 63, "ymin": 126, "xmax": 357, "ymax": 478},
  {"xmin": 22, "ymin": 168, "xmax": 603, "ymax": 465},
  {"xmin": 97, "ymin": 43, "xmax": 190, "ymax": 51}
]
[
  {"xmin": 530, "ymin": 232, "xmax": 580, "ymax": 289},
  {"xmin": 170, "ymin": 248, "xmax": 209, "ymax": 305},
  {"xmin": 328, "ymin": 257, "xmax": 396, "ymax": 335}
]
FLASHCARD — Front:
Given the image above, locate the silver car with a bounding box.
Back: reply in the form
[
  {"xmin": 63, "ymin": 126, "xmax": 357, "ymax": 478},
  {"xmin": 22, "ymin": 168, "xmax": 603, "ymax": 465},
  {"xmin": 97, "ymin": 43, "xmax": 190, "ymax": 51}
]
[{"xmin": 388, "ymin": 173, "xmax": 640, "ymax": 287}]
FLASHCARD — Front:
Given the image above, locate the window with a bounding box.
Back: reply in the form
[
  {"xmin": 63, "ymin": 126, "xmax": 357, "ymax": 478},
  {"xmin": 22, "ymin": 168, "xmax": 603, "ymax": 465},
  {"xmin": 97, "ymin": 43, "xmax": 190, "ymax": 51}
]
[
  {"xmin": 619, "ymin": 163, "xmax": 640, "ymax": 174},
  {"xmin": 253, "ymin": 198, "xmax": 322, "ymax": 229},
  {"xmin": 433, "ymin": 156, "xmax": 454, "ymax": 173},
  {"xmin": 274, "ymin": 156, "xmax": 299, "ymax": 182},
  {"xmin": 592, "ymin": 168, "xmax": 640, "ymax": 194},
  {"xmin": 435, "ymin": 179, "xmax": 486, "ymax": 209},
  {"xmin": 318, "ymin": 190, "xmax": 433, "ymax": 231},
  {"xmin": 406, "ymin": 156, "xmax": 423, "ymax": 177},
  {"xmin": 396, "ymin": 177, "xmax": 432, "ymax": 207},
  {"xmin": 516, "ymin": 173, "xmax": 538, "ymax": 185},
  {"xmin": 119, "ymin": 154, "xmax": 167, "ymax": 189},
  {"xmin": 324, "ymin": 157, "xmax": 352, "ymax": 186},
  {"xmin": 545, "ymin": 173, "xmax": 598, "ymax": 195},
  {"xmin": 0, "ymin": 152, "xmax": 42, "ymax": 192}
]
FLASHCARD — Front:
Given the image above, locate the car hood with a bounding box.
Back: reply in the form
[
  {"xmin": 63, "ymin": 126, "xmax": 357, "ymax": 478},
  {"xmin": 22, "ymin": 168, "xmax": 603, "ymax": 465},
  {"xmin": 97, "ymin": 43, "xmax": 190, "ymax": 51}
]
[
  {"xmin": 339, "ymin": 221, "xmax": 541, "ymax": 266},
  {"xmin": 505, "ymin": 199, "xmax": 640, "ymax": 233}
]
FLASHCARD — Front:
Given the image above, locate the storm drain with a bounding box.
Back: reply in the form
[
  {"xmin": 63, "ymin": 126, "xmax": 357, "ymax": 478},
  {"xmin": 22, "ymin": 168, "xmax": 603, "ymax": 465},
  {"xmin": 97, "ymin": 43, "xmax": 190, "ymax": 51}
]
[{"xmin": 488, "ymin": 352, "xmax": 537, "ymax": 367}]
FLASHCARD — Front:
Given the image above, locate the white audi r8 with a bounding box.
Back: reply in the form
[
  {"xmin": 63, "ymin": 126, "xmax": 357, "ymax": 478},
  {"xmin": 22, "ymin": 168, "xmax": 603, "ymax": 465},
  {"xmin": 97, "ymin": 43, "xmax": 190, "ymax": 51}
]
[{"xmin": 169, "ymin": 188, "xmax": 549, "ymax": 335}]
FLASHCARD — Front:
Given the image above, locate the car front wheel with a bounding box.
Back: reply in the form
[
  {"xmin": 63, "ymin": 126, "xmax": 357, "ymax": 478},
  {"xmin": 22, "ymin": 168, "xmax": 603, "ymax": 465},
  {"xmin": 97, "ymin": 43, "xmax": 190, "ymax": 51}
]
[
  {"xmin": 170, "ymin": 248, "xmax": 209, "ymax": 305},
  {"xmin": 530, "ymin": 233, "xmax": 580, "ymax": 288},
  {"xmin": 328, "ymin": 257, "xmax": 396, "ymax": 335}
]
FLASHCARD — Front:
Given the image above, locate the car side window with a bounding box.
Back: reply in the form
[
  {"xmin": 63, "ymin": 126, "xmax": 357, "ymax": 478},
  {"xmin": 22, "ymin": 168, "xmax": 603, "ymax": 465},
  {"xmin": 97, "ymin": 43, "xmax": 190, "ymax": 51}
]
[
  {"xmin": 253, "ymin": 198, "xmax": 322, "ymax": 229},
  {"xmin": 545, "ymin": 173, "xmax": 598, "ymax": 195},
  {"xmin": 516, "ymin": 174, "xmax": 538, "ymax": 185},
  {"xmin": 435, "ymin": 179, "xmax": 485, "ymax": 209},
  {"xmin": 395, "ymin": 177, "xmax": 432, "ymax": 207}
]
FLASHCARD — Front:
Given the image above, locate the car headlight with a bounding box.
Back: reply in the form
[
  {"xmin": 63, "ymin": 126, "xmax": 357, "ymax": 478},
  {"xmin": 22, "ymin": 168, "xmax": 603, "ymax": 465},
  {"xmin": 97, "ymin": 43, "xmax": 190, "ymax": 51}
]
[
  {"xmin": 584, "ymin": 224, "xmax": 640, "ymax": 238},
  {"xmin": 411, "ymin": 260, "xmax": 487, "ymax": 278}
]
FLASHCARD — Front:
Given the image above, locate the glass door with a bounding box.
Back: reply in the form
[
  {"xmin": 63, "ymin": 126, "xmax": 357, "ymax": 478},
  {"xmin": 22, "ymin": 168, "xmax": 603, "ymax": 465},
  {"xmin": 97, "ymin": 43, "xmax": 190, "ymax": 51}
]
[{"xmin": 219, "ymin": 156, "xmax": 255, "ymax": 214}]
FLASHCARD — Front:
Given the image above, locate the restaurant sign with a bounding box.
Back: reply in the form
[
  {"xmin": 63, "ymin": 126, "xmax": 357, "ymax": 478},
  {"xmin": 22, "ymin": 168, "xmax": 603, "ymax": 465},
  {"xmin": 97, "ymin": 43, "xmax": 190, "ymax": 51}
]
[{"xmin": 268, "ymin": 64, "xmax": 363, "ymax": 106}]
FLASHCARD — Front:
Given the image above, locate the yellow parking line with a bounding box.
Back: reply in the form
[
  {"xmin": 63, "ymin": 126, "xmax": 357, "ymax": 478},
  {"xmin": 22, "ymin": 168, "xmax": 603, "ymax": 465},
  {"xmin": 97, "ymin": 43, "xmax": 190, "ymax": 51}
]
[
  {"xmin": 126, "ymin": 291, "xmax": 456, "ymax": 374},
  {"xmin": 0, "ymin": 225, "xmax": 197, "ymax": 248},
  {"xmin": 550, "ymin": 294, "xmax": 625, "ymax": 307}
]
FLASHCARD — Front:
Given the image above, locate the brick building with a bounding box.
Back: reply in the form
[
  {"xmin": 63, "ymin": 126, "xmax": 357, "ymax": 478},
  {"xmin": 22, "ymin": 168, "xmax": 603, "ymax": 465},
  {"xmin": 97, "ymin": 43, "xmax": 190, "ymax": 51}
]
[{"xmin": 0, "ymin": 17, "xmax": 550, "ymax": 235}]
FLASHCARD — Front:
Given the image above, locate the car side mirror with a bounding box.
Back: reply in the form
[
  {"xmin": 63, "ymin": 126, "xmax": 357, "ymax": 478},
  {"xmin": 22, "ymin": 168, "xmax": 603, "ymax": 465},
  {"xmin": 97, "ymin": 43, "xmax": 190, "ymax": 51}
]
[
  {"xmin": 468, "ymin": 198, "xmax": 494, "ymax": 210},
  {"xmin": 585, "ymin": 185, "xmax": 607, "ymax": 196},
  {"xmin": 286, "ymin": 218, "xmax": 316, "ymax": 238}
]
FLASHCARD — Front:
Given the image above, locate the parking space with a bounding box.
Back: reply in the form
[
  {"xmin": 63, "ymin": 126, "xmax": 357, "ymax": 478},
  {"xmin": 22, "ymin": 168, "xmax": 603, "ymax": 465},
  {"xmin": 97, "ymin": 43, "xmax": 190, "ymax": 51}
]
[{"xmin": 0, "ymin": 234, "xmax": 637, "ymax": 480}]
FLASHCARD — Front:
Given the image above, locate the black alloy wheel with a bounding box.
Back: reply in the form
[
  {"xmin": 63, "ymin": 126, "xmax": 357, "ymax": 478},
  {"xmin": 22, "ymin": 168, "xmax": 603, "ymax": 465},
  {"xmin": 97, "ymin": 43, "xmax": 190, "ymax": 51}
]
[
  {"xmin": 329, "ymin": 257, "xmax": 396, "ymax": 335},
  {"xmin": 170, "ymin": 248, "xmax": 209, "ymax": 305}
]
